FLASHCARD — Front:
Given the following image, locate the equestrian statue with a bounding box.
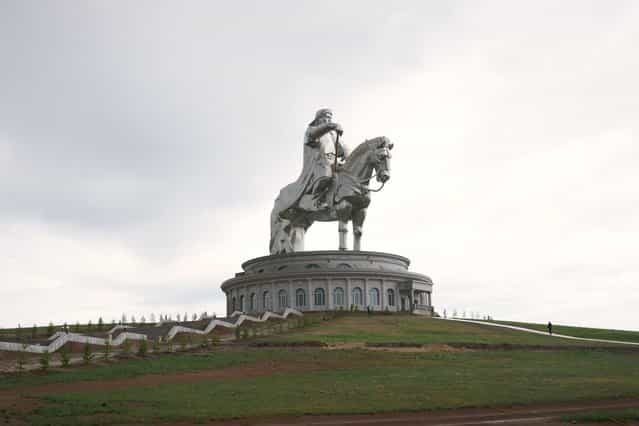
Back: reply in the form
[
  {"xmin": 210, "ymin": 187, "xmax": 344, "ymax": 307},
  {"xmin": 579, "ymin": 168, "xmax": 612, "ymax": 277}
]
[{"xmin": 270, "ymin": 108, "xmax": 393, "ymax": 254}]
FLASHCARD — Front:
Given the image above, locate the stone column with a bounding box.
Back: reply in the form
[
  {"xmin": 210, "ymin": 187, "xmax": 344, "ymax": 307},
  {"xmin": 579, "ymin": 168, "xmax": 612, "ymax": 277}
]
[
  {"xmin": 380, "ymin": 281, "xmax": 385, "ymax": 311},
  {"xmin": 289, "ymin": 281, "xmax": 293, "ymax": 310},
  {"xmin": 327, "ymin": 279, "xmax": 333, "ymax": 310},
  {"xmin": 270, "ymin": 282, "xmax": 275, "ymax": 312},
  {"xmin": 364, "ymin": 278, "xmax": 368, "ymax": 310},
  {"xmin": 346, "ymin": 278, "xmax": 351, "ymax": 308},
  {"xmin": 307, "ymin": 279, "xmax": 312, "ymax": 311}
]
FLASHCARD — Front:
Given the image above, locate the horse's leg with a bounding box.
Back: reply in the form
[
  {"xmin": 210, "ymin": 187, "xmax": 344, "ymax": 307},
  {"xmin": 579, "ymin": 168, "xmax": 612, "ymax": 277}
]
[
  {"xmin": 290, "ymin": 226, "xmax": 305, "ymax": 251},
  {"xmin": 338, "ymin": 221, "xmax": 348, "ymax": 250},
  {"xmin": 352, "ymin": 207, "xmax": 367, "ymax": 251},
  {"xmin": 335, "ymin": 200, "xmax": 352, "ymax": 251}
]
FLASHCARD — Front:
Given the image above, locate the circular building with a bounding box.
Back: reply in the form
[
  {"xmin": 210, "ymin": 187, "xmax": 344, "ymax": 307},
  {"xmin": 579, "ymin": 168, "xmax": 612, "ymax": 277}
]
[{"xmin": 221, "ymin": 251, "xmax": 434, "ymax": 316}]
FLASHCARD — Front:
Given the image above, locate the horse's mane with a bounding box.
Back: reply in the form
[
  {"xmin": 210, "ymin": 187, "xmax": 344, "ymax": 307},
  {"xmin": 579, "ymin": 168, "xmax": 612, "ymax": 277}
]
[{"xmin": 344, "ymin": 136, "xmax": 386, "ymax": 167}]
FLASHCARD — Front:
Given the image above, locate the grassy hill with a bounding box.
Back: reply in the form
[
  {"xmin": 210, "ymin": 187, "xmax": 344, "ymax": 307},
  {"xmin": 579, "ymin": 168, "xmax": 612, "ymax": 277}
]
[
  {"xmin": 268, "ymin": 313, "xmax": 638, "ymax": 347},
  {"xmin": 484, "ymin": 319, "xmax": 639, "ymax": 343},
  {"xmin": 2, "ymin": 313, "xmax": 639, "ymax": 425}
]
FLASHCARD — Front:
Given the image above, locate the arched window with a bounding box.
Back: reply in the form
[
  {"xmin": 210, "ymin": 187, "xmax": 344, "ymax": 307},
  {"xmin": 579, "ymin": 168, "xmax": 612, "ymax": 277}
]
[
  {"xmin": 296, "ymin": 288, "xmax": 306, "ymax": 307},
  {"xmin": 239, "ymin": 295, "xmax": 245, "ymax": 312},
  {"xmin": 333, "ymin": 287, "xmax": 344, "ymax": 306},
  {"xmin": 278, "ymin": 289, "xmax": 288, "ymax": 310},
  {"xmin": 352, "ymin": 287, "xmax": 363, "ymax": 306},
  {"xmin": 369, "ymin": 288, "xmax": 380, "ymax": 306},
  {"xmin": 263, "ymin": 291, "xmax": 272, "ymax": 311},
  {"xmin": 387, "ymin": 289, "xmax": 395, "ymax": 306},
  {"xmin": 249, "ymin": 293, "xmax": 256, "ymax": 311},
  {"xmin": 314, "ymin": 288, "xmax": 325, "ymax": 306},
  {"xmin": 277, "ymin": 265, "xmax": 288, "ymax": 271},
  {"xmin": 231, "ymin": 297, "xmax": 236, "ymax": 312},
  {"xmin": 337, "ymin": 263, "xmax": 352, "ymax": 269}
]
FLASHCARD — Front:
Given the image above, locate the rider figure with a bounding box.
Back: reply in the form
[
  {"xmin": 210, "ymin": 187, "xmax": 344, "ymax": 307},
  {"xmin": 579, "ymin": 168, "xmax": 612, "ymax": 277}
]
[{"xmin": 304, "ymin": 108, "xmax": 349, "ymax": 209}]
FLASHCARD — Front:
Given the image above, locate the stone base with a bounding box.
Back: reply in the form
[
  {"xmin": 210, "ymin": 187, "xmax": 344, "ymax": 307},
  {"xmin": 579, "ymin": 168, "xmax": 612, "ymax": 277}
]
[{"xmin": 221, "ymin": 251, "xmax": 434, "ymax": 316}]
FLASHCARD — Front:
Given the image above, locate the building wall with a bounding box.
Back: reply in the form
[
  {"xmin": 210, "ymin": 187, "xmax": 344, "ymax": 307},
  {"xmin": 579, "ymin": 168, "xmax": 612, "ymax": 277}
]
[{"xmin": 225, "ymin": 277, "xmax": 432, "ymax": 315}]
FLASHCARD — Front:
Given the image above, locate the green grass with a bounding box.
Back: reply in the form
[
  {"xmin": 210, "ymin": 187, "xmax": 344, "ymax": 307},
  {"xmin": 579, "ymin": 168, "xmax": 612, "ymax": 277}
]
[
  {"xmin": 560, "ymin": 408, "xmax": 639, "ymax": 423},
  {"xmin": 269, "ymin": 314, "xmax": 628, "ymax": 346},
  {"xmin": 26, "ymin": 348, "xmax": 639, "ymax": 425},
  {"xmin": 487, "ymin": 320, "xmax": 639, "ymax": 343}
]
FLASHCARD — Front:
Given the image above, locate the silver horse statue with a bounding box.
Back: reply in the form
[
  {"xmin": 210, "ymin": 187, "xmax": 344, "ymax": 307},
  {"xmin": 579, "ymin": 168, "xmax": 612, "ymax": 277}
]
[{"xmin": 270, "ymin": 136, "xmax": 393, "ymax": 254}]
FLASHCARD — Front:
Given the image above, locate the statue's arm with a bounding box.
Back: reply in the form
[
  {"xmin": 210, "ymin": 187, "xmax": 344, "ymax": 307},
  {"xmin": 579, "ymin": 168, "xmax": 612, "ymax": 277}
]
[{"xmin": 305, "ymin": 123, "xmax": 334, "ymax": 145}]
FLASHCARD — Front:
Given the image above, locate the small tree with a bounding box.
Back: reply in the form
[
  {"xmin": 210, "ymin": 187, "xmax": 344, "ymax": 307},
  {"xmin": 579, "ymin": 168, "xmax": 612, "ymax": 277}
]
[
  {"xmin": 121, "ymin": 313, "xmax": 127, "ymax": 325},
  {"xmin": 83, "ymin": 341, "xmax": 92, "ymax": 365},
  {"xmin": 150, "ymin": 313, "xmax": 156, "ymax": 323},
  {"xmin": 104, "ymin": 338, "xmax": 111, "ymax": 360},
  {"xmin": 39, "ymin": 350, "xmax": 50, "ymax": 371},
  {"xmin": 177, "ymin": 313, "xmax": 181, "ymax": 322},
  {"xmin": 140, "ymin": 316, "xmax": 146, "ymax": 324},
  {"xmin": 137, "ymin": 339, "xmax": 148, "ymax": 357},
  {"xmin": 87, "ymin": 320, "xmax": 92, "ymax": 331},
  {"xmin": 192, "ymin": 313, "xmax": 197, "ymax": 321},
  {"xmin": 47, "ymin": 322, "xmax": 54, "ymax": 336},
  {"xmin": 75, "ymin": 322, "xmax": 81, "ymax": 332},
  {"xmin": 60, "ymin": 346, "xmax": 70, "ymax": 367},
  {"xmin": 98, "ymin": 317, "xmax": 104, "ymax": 331},
  {"xmin": 122, "ymin": 339, "xmax": 131, "ymax": 355},
  {"xmin": 16, "ymin": 346, "xmax": 26, "ymax": 372},
  {"xmin": 209, "ymin": 334, "xmax": 220, "ymax": 346},
  {"xmin": 131, "ymin": 315, "xmax": 136, "ymax": 326}
]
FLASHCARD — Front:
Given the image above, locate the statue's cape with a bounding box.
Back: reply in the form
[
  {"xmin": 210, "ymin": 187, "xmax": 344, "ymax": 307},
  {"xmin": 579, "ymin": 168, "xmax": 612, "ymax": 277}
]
[{"xmin": 272, "ymin": 130, "xmax": 337, "ymax": 221}]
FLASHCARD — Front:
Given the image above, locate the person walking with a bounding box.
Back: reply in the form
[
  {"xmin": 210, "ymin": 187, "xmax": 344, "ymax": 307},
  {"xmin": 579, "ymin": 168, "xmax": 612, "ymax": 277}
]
[{"xmin": 547, "ymin": 321, "xmax": 553, "ymax": 335}]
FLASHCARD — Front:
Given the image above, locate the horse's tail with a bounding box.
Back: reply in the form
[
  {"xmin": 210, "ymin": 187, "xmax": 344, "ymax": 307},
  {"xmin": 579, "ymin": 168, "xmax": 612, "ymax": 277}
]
[{"xmin": 270, "ymin": 198, "xmax": 293, "ymax": 255}]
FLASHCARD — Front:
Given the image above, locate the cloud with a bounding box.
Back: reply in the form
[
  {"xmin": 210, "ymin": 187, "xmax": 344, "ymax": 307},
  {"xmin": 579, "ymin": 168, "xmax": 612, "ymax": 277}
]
[{"xmin": 0, "ymin": 1, "xmax": 638, "ymax": 330}]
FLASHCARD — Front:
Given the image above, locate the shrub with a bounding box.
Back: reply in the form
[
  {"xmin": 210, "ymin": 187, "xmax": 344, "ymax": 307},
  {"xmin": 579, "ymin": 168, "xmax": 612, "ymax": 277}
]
[
  {"xmin": 39, "ymin": 351, "xmax": 50, "ymax": 371},
  {"xmin": 152, "ymin": 338, "xmax": 161, "ymax": 353},
  {"xmin": 60, "ymin": 347, "xmax": 70, "ymax": 367},
  {"xmin": 104, "ymin": 338, "xmax": 111, "ymax": 360},
  {"xmin": 137, "ymin": 339, "xmax": 148, "ymax": 357},
  {"xmin": 122, "ymin": 339, "xmax": 131, "ymax": 355},
  {"xmin": 16, "ymin": 348, "xmax": 26, "ymax": 373},
  {"xmin": 83, "ymin": 341, "xmax": 92, "ymax": 365}
]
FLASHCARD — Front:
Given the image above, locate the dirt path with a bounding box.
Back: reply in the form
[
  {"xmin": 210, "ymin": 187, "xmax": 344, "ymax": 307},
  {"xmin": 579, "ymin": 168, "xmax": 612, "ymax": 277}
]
[{"xmin": 196, "ymin": 398, "xmax": 639, "ymax": 426}]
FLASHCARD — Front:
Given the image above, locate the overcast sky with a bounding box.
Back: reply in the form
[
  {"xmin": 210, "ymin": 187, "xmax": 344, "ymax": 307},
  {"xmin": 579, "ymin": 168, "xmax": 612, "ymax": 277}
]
[{"xmin": 1, "ymin": 1, "xmax": 637, "ymax": 330}]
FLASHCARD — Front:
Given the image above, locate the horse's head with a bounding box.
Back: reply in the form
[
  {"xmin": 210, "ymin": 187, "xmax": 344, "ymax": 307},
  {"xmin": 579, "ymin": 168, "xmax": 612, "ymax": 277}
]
[
  {"xmin": 342, "ymin": 136, "xmax": 394, "ymax": 185},
  {"xmin": 371, "ymin": 136, "xmax": 393, "ymax": 183}
]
